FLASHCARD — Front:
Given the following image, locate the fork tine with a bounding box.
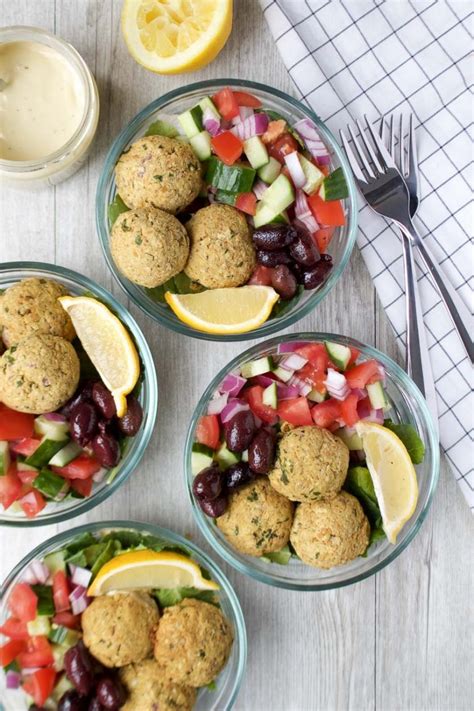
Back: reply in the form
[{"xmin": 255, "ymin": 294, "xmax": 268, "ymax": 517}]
[
  {"xmin": 407, "ymin": 113, "xmax": 419, "ymax": 183},
  {"xmin": 388, "ymin": 114, "xmax": 394, "ymax": 157},
  {"xmin": 356, "ymin": 118, "xmax": 383, "ymax": 174},
  {"xmin": 365, "ymin": 115, "xmax": 396, "ymax": 170},
  {"xmin": 340, "ymin": 129, "xmax": 367, "ymax": 183},
  {"xmin": 379, "ymin": 116, "xmax": 385, "ymax": 142},
  {"xmin": 398, "ymin": 114, "xmax": 405, "ymax": 176},
  {"xmin": 347, "ymin": 123, "xmax": 375, "ymax": 180}
]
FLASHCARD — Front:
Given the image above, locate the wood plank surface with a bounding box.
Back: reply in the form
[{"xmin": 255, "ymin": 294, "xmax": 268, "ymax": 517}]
[{"xmin": 0, "ymin": 2, "xmax": 472, "ymax": 710}]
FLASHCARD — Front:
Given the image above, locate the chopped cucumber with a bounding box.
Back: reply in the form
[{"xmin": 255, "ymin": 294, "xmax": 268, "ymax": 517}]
[
  {"xmin": 260, "ymin": 174, "xmax": 294, "ymax": 213},
  {"xmin": 240, "ymin": 356, "xmax": 274, "ymax": 378},
  {"xmin": 244, "ymin": 136, "xmax": 269, "ymax": 169},
  {"xmin": 299, "ymin": 154, "xmax": 324, "ymax": 195},
  {"xmin": 26, "ymin": 436, "xmax": 69, "ymax": 468},
  {"xmin": 335, "ymin": 426, "xmax": 363, "ymax": 450},
  {"xmin": 52, "ymin": 643, "xmax": 69, "ymax": 672},
  {"xmin": 0, "ymin": 441, "xmax": 10, "ymax": 476},
  {"xmin": 31, "ymin": 584, "xmax": 54, "ymax": 616},
  {"xmin": 206, "ymin": 157, "xmax": 256, "ymax": 192},
  {"xmin": 241, "ymin": 449, "xmax": 249, "ymax": 462},
  {"xmin": 44, "ymin": 550, "xmax": 66, "ymax": 574},
  {"xmin": 215, "ymin": 442, "xmax": 240, "ymax": 469},
  {"xmin": 49, "ymin": 624, "xmax": 81, "ymax": 646},
  {"xmin": 215, "ymin": 189, "xmax": 236, "ymax": 206},
  {"xmin": 269, "ymin": 211, "xmax": 289, "ymax": 224},
  {"xmin": 178, "ymin": 105, "xmax": 203, "ymax": 138},
  {"xmin": 325, "ymin": 341, "xmax": 351, "ymax": 370},
  {"xmin": 199, "ymin": 96, "xmax": 221, "ymax": 120},
  {"xmin": 51, "ymin": 674, "xmax": 74, "ymax": 702},
  {"xmin": 257, "ymin": 156, "xmax": 281, "ymax": 184},
  {"xmin": 367, "ymin": 381, "xmax": 389, "ymax": 410},
  {"xmin": 307, "ymin": 388, "xmax": 327, "ymax": 403},
  {"xmin": 17, "ymin": 461, "xmax": 38, "ymax": 473},
  {"xmin": 320, "ymin": 167, "xmax": 348, "ymax": 201},
  {"xmin": 32, "ymin": 468, "xmax": 70, "ymax": 501},
  {"xmin": 254, "ymin": 201, "xmax": 279, "ymax": 228},
  {"xmin": 272, "ymin": 366, "xmax": 293, "ymax": 383},
  {"xmin": 49, "ymin": 441, "xmax": 82, "ymax": 467},
  {"xmin": 262, "ymin": 382, "xmax": 278, "ymax": 408},
  {"xmin": 34, "ymin": 415, "xmax": 70, "ymax": 441},
  {"xmin": 192, "ymin": 443, "xmax": 214, "ymax": 476},
  {"xmin": 27, "ymin": 615, "xmax": 51, "ymax": 637},
  {"xmin": 190, "ymin": 130, "xmax": 212, "ymax": 160}
]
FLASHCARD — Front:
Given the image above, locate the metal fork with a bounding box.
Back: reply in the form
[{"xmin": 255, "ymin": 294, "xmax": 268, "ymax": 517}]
[{"xmin": 340, "ymin": 117, "xmax": 473, "ymax": 367}]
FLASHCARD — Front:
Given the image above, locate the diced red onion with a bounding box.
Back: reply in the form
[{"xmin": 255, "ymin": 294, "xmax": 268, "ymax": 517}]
[
  {"xmin": 295, "ymin": 213, "xmax": 319, "ymax": 234},
  {"xmin": 43, "ymin": 412, "xmax": 67, "ymax": 423},
  {"xmin": 357, "ymin": 398, "xmax": 372, "ymax": 420},
  {"xmin": 284, "ymin": 152, "xmax": 306, "ymax": 188},
  {"xmin": 220, "ymin": 399, "xmax": 249, "ymax": 424},
  {"xmin": 253, "ymin": 375, "xmax": 299, "ymax": 400},
  {"xmin": 294, "ymin": 189, "xmax": 308, "ymax": 217},
  {"xmin": 22, "ymin": 560, "xmax": 49, "ymax": 585},
  {"xmin": 231, "ymin": 106, "xmax": 254, "ymax": 125},
  {"xmin": 316, "ymin": 154, "xmax": 331, "ymax": 166},
  {"xmin": 293, "ymin": 118, "xmax": 330, "ymax": 163},
  {"xmin": 363, "ymin": 408, "xmax": 384, "ymax": 424},
  {"xmin": 253, "ymin": 179, "xmax": 268, "ymax": 200},
  {"xmin": 220, "ymin": 373, "xmax": 246, "ymax": 397},
  {"xmin": 231, "ymin": 112, "xmax": 269, "ymax": 141},
  {"xmin": 279, "ymin": 353, "xmax": 308, "ymax": 371},
  {"xmin": 72, "ymin": 566, "xmax": 92, "ymax": 588},
  {"xmin": 207, "ymin": 393, "xmax": 229, "ymax": 415},
  {"xmin": 377, "ymin": 364, "xmax": 386, "ymax": 386},
  {"xmin": 254, "ymin": 375, "xmax": 276, "ymax": 389},
  {"xmin": 92, "ymin": 467, "xmax": 107, "ymax": 483},
  {"xmin": 273, "ymin": 365, "xmax": 294, "ymax": 382},
  {"xmin": 6, "ymin": 670, "xmax": 21, "ymax": 689},
  {"xmin": 277, "ymin": 341, "xmax": 310, "ymax": 354},
  {"xmin": 69, "ymin": 585, "xmax": 90, "ymax": 615},
  {"xmin": 351, "ymin": 388, "xmax": 368, "ymax": 401},
  {"xmin": 202, "ymin": 107, "xmax": 221, "ymax": 136},
  {"xmin": 288, "ymin": 375, "xmax": 312, "ymax": 396},
  {"xmin": 325, "ymin": 369, "xmax": 349, "ymax": 400}
]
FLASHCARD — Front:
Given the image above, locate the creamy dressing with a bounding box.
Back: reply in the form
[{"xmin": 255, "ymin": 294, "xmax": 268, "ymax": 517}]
[{"xmin": 0, "ymin": 40, "xmax": 86, "ymax": 161}]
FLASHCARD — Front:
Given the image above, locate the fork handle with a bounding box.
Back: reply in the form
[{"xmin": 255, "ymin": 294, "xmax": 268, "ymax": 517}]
[{"xmin": 402, "ymin": 233, "xmax": 438, "ymax": 429}]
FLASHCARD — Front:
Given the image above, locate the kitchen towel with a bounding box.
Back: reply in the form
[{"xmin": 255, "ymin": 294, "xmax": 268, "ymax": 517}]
[{"xmin": 260, "ymin": 0, "xmax": 473, "ymax": 507}]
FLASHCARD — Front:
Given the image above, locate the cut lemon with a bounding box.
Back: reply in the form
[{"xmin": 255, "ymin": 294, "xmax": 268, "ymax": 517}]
[
  {"xmin": 165, "ymin": 286, "xmax": 279, "ymax": 334},
  {"xmin": 121, "ymin": 0, "xmax": 233, "ymax": 74},
  {"xmin": 88, "ymin": 549, "xmax": 219, "ymax": 596},
  {"xmin": 355, "ymin": 421, "xmax": 419, "ymax": 544},
  {"xmin": 59, "ymin": 296, "xmax": 140, "ymax": 417}
]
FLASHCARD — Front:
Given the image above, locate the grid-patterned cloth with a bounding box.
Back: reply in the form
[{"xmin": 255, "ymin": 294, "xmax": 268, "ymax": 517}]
[{"xmin": 260, "ymin": 0, "xmax": 473, "ymax": 507}]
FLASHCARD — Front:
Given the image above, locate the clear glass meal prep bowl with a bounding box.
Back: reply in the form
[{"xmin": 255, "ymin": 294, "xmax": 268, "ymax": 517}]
[
  {"xmin": 96, "ymin": 79, "xmax": 358, "ymax": 341},
  {"xmin": 0, "ymin": 520, "xmax": 247, "ymax": 711},
  {"xmin": 0, "ymin": 263, "xmax": 158, "ymax": 527},
  {"xmin": 185, "ymin": 333, "xmax": 440, "ymax": 590}
]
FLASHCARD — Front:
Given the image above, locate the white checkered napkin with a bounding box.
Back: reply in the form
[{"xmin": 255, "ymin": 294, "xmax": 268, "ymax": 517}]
[{"xmin": 260, "ymin": 0, "xmax": 473, "ymax": 508}]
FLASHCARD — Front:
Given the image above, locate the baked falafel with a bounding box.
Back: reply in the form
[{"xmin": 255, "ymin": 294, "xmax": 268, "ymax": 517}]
[{"xmin": 120, "ymin": 659, "xmax": 196, "ymax": 711}]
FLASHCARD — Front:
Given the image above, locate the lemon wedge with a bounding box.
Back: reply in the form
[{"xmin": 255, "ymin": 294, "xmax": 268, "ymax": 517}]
[
  {"xmin": 121, "ymin": 0, "xmax": 233, "ymax": 74},
  {"xmin": 59, "ymin": 296, "xmax": 140, "ymax": 417},
  {"xmin": 88, "ymin": 549, "xmax": 219, "ymax": 596},
  {"xmin": 355, "ymin": 421, "xmax": 419, "ymax": 544},
  {"xmin": 165, "ymin": 286, "xmax": 279, "ymax": 334}
]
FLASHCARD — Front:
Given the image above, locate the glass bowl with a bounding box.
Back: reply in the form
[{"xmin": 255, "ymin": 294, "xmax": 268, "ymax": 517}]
[
  {"xmin": 0, "ymin": 262, "xmax": 158, "ymax": 527},
  {"xmin": 96, "ymin": 79, "xmax": 358, "ymax": 341},
  {"xmin": 0, "ymin": 521, "xmax": 247, "ymax": 711},
  {"xmin": 184, "ymin": 333, "xmax": 440, "ymax": 590}
]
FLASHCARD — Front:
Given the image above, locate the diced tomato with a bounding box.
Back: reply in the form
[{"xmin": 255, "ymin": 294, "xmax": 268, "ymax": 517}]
[
  {"xmin": 8, "ymin": 582, "xmax": 38, "ymax": 622},
  {"xmin": 345, "ymin": 359, "xmax": 380, "ymax": 389},
  {"xmin": 243, "ymin": 386, "xmax": 278, "ymax": 425},
  {"xmin": 195, "ymin": 415, "xmax": 220, "ymax": 450},
  {"xmin": 52, "ymin": 454, "xmax": 101, "ymax": 480},
  {"xmin": 211, "ymin": 131, "xmax": 243, "ymax": 165},
  {"xmin": 0, "ymin": 639, "xmax": 25, "ymax": 666},
  {"xmin": 311, "ymin": 399, "xmax": 341, "ymax": 428},
  {"xmin": 313, "ymin": 226, "xmax": 335, "ymax": 253},
  {"xmin": 70, "ymin": 477, "xmax": 93, "ymax": 498},
  {"xmin": 277, "ymin": 397, "xmax": 313, "ymax": 426},
  {"xmin": 52, "ymin": 611, "xmax": 81, "ymax": 629},
  {"xmin": 17, "ymin": 636, "xmax": 54, "ymax": 669},
  {"xmin": 0, "ymin": 470, "xmax": 23, "ymax": 510},
  {"xmin": 212, "ymin": 88, "xmax": 239, "ymax": 120},
  {"xmin": 233, "ymin": 90, "xmax": 262, "ymax": 108},
  {"xmin": 0, "ymin": 404, "xmax": 35, "ymax": 441},
  {"xmin": 0, "ymin": 617, "xmax": 30, "ymax": 640},
  {"xmin": 22, "ymin": 668, "xmax": 56, "ymax": 707},
  {"xmin": 267, "ymin": 133, "xmax": 299, "ymax": 164},
  {"xmin": 296, "ymin": 343, "xmax": 331, "ymax": 372},
  {"xmin": 17, "ymin": 467, "xmax": 38, "ymax": 486},
  {"xmin": 235, "ymin": 192, "xmax": 257, "ymax": 215},
  {"xmin": 348, "ymin": 347, "xmax": 360, "ymax": 367},
  {"xmin": 52, "ymin": 571, "xmax": 70, "ymax": 613},
  {"xmin": 262, "ymin": 120, "xmax": 286, "ymax": 145},
  {"xmin": 19, "ymin": 490, "xmax": 46, "ymax": 518},
  {"xmin": 297, "ymin": 363, "xmax": 327, "ymax": 393},
  {"xmin": 9, "ymin": 437, "xmax": 41, "ymax": 457},
  {"xmin": 248, "ymin": 265, "xmax": 274, "ymax": 286},
  {"xmin": 308, "ymin": 193, "xmax": 345, "ymax": 226},
  {"xmin": 340, "ymin": 392, "xmax": 360, "ymax": 427}
]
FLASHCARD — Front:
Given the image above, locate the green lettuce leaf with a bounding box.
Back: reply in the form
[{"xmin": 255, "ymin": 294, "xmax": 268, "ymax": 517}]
[
  {"xmin": 108, "ymin": 193, "xmax": 129, "ymax": 226},
  {"xmin": 154, "ymin": 586, "xmax": 218, "ymax": 608},
  {"xmin": 384, "ymin": 420, "xmax": 425, "ymax": 464}
]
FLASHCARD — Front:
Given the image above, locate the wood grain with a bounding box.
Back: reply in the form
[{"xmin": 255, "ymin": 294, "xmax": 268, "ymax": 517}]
[{"xmin": 0, "ymin": 2, "xmax": 472, "ymax": 710}]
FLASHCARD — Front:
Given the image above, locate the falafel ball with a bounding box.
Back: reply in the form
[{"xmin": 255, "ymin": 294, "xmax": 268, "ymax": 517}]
[
  {"xmin": 0, "ymin": 278, "xmax": 75, "ymax": 348},
  {"xmin": 269, "ymin": 425, "xmax": 349, "ymax": 502},
  {"xmin": 154, "ymin": 598, "xmax": 233, "ymax": 687},
  {"xmin": 290, "ymin": 491, "xmax": 370, "ymax": 569},
  {"xmin": 0, "ymin": 334, "xmax": 80, "ymax": 414},
  {"xmin": 115, "ymin": 135, "xmax": 202, "ymax": 214},
  {"xmin": 184, "ymin": 204, "xmax": 256, "ymax": 288},
  {"xmin": 120, "ymin": 659, "xmax": 196, "ymax": 711},
  {"xmin": 216, "ymin": 477, "xmax": 294, "ymax": 557},
  {"xmin": 82, "ymin": 592, "xmax": 160, "ymax": 668},
  {"xmin": 110, "ymin": 207, "xmax": 190, "ymax": 288}
]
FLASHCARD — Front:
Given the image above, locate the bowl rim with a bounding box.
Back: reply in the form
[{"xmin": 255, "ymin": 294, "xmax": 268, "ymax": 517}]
[
  {"xmin": 95, "ymin": 78, "xmax": 359, "ymax": 342},
  {"xmin": 0, "ymin": 519, "xmax": 248, "ymax": 711},
  {"xmin": 184, "ymin": 332, "xmax": 440, "ymax": 591},
  {"xmin": 0, "ymin": 261, "xmax": 158, "ymax": 527}
]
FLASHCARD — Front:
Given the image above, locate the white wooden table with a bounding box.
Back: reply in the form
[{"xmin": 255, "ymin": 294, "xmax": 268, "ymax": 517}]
[{"xmin": 1, "ymin": 2, "xmax": 473, "ymax": 710}]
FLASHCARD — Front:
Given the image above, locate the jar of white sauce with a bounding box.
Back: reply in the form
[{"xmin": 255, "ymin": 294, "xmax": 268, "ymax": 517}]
[{"xmin": 0, "ymin": 26, "xmax": 99, "ymax": 187}]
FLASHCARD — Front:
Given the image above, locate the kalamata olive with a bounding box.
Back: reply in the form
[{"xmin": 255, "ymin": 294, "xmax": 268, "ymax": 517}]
[
  {"xmin": 224, "ymin": 410, "xmax": 256, "ymax": 452},
  {"xmin": 193, "ymin": 465, "xmax": 223, "ymax": 500},
  {"xmin": 58, "ymin": 690, "xmax": 89, "ymax": 711},
  {"xmin": 61, "ymin": 381, "xmax": 94, "ymax": 418},
  {"xmin": 289, "ymin": 227, "xmax": 320, "ymax": 266},
  {"xmin": 92, "ymin": 382, "xmax": 116, "ymax": 420},
  {"xmin": 225, "ymin": 462, "xmax": 256, "ymax": 491},
  {"xmin": 88, "ymin": 699, "xmax": 102, "ymax": 711},
  {"xmin": 256, "ymin": 249, "xmax": 292, "ymax": 268},
  {"xmin": 70, "ymin": 402, "xmax": 98, "ymax": 447},
  {"xmin": 248, "ymin": 429, "xmax": 276, "ymax": 474},
  {"xmin": 97, "ymin": 419, "xmax": 119, "ymax": 437},
  {"xmin": 271, "ymin": 265, "xmax": 298, "ymax": 300},
  {"xmin": 198, "ymin": 493, "xmax": 228, "ymax": 518},
  {"xmin": 96, "ymin": 676, "xmax": 126, "ymax": 710},
  {"xmin": 117, "ymin": 395, "xmax": 143, "ymax": 437},
  {"xmin": 301, "ymin": 254, "xmax": 333, "ymax": 289},
  {"xmin": 252, "ymin": 224, "xmax": 296, "ymax": 250},
  {"xmin": 91, "ymin": 433, "xmax": 121, "ymax": 468},
  {"xmin": 64, "ymin": 641, "xmax": 95, "ymax": 696}
]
